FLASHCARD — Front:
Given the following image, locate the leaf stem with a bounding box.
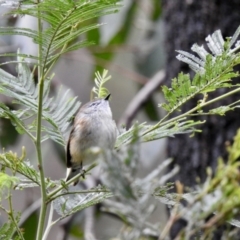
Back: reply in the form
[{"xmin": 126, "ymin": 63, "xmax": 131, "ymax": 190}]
[
  {"xmin": 49, "ymin": 188, "xmax": 111, "ymax": 203},
  {"xmin": 52, "ymin": 193, "xmax": 113, "ymax": 226},
  {"xmin": 142, "ymin": 86, "xmax": 240, "ymax": 136},
  {"xmin": 42, "ymin": 12, "xmax": 76, "ymax": 76},
  {"xmin": 47, "ymin": 162, "xmax": 97, "ymax": 202},
  {"xmin": 164, "ymin": 86, "xmax": 240, "ymax": 126},
  {"xmin": 42, "ymin": 202, "xmax": 54, "ymax": 240}
]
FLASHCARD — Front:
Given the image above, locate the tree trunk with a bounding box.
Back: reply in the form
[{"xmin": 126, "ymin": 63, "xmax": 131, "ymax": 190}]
[{"xmin": 162, "ymin": 0, "xmax": 240, "ymax": 238}]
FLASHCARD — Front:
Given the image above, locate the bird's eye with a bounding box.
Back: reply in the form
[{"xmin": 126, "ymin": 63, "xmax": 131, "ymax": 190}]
[{"xmin": 89, "ymin": 101, "xmax": 100, "ymax": 107}]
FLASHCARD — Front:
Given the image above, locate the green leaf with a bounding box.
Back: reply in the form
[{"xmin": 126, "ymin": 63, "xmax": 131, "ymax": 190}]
[
  {"xmin": 53, "ymin": 187, "xmax": 113, "ymax": 221},
  {"xmin": 92, "ymin": 69, "xmax": 111, "ymax": 98},
  {"xmin": 116, "ymin": 119, "xmax": 202, "ymax": 148},
  {"xmin": 209, "ymin": 106, "xmax": 233, "ymax": 116},
  {"xmin": 0, "ymin": 148, "xmax": 54, "ymax": 189},
  {"xmin": 0, "ymin": 173, "xmax": 19, "ymax": 199},
  {"xmin": 227, "ymin": 129, "xmax": 240, "ymax": 162},
  {"xmin": 0, "ymin": 213, "xmax": 22, "ymax": 240},
  {"xmin": 2, "ymin": 0, "xmax": 121, "ymax": 70},
  {"xmin": 0, "ymin": 58, "xmax": 81, "ymax": 146},
  {"xmin": 160, "ymin": 28, "xmax": 240, "ymax": 114}
]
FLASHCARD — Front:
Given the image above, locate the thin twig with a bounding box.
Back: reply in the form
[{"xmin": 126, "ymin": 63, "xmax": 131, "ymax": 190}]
[
  {"xmin": 119, "ymin": 70, "xmax": 166, "ymax": 128},
  {"xmin": 84, "ymin": 207, "xmax": 97, "ymax": 240},
  {"xmin": 8, "ymin": 195, "xmax": 25, "ymax": 240},
  {"xmin": 47, "ymin": 162, "xmax": 98, "ymax": 202},
  {"xmin": 142, "ymin": 86, "xmax": 240, "ymax": 137},
  {"xmin": 159, "ymin": 188, "xmax": 182, "ymax": 239},
  {"xmin": 50, "ymin": 188, "xmax": 111, "ymax": 203},
  {"xmin": 84, "ymin": 176, "xmax": 97, "ymax": 240},
  {"xmin": 42, "ymin": 202, "xmax": 54, "ymax": 240}
]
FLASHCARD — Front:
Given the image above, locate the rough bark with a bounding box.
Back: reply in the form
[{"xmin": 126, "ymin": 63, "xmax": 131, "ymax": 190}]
[
  {"xmin": 163, "ymin": 0, "xmax": 240, "ymax": 188},
  {"xmin": 162, "ymin": 0, "xmax": 240, "ymax": 238}
]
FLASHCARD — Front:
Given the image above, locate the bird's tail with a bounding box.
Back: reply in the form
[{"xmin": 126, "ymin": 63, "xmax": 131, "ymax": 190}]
[{"xmin": 65, "ymin": 166, "xmax": 82, "ymax": 186}]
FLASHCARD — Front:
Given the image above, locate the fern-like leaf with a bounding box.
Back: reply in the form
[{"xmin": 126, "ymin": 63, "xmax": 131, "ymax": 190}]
[
  {"xmin": 92, "ymin": 69, "xmax": 111, "ymax": 98},
  {"xmin": 1, "ymin": 0, "xmax": 121, "ymax": 69},
  {"xmin": 0, "ymin": 173, "xmax": 19, "ymax": 199},
  {"xmin": 0, "ymin": 149, "xmax": 39, "ymax": 186},
  {"xmin": 53, "ymin": 187, "xmax": 113, "ymax": 222},
  {"xmin": 0, "ymin": 213, "xmax": 21, "ymax": 240},
  {"xmin": 161, "ymin": 28, "xmax": 240, "ymax": 113},
  {"xmin": 116, "ymin": 119, "xmax": 202, "ymax": 149},
  {"xmin": 0, "ymin": 58, "xmax": 81, "ymax": 145},
  {"xmin": 0, "ymin": 149, "xmax": 55, "ymax": 189}
]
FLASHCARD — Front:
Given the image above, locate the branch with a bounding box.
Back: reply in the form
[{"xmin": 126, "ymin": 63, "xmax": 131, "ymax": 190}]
[
  {"xmin": 8, "ymin": 195, "xmax": 25, "ymax": 240},
  {"xmin": 119, "ymin": 70, "xmax": 165, "ymax": 128},
  {"xmin": 46, "ymin": 162, "xmax": 98, "ymax": 203},
  {"xmin": 35, "ymin": 2, "xmax": 47, "ymax": 239}
]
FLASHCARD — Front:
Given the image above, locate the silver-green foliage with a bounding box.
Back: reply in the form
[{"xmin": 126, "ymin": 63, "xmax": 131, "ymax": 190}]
[
  {"xmin": 160, "ymin": 28, "xmax": 240, "ymax": 114},
  {"xmin": 0, "ymin": 215, "xmax": 21, "ymax": 240},
  {"xmin": 0, "ymin": 1, "xmax": 122, "ymax": 239},
  {"xmin": 0, "ymin": 56, "xmax": 80, "ymax": 145},
  {"xmin": 0, "ymin": 0, "xmax": 121, "ymax": 146},
  {"xmin": 0, "ymin": 0, "xmax": 120, "ymax": 68}
]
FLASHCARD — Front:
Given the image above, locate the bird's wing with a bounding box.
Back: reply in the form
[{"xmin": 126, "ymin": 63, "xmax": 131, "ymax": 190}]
[{"xmin": 66, "ymin": 129, "xmax": 74, "ymax": 168}]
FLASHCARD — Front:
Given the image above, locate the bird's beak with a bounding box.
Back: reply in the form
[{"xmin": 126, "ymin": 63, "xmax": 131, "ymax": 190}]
[{"xmin": 105, "ymin": 93, "xmax": 111, "ymax": 101}]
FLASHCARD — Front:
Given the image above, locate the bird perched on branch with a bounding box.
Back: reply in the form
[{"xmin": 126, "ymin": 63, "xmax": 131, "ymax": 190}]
[{"xmin": 66, "ymin": 94, "xmax": 117, "ymax": 185}]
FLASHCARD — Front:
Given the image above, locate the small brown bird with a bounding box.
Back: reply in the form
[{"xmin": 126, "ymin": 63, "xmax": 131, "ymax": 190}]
[{"xmin": 66, "ymin": 94, "xmax": 117, "ymax": 185}]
